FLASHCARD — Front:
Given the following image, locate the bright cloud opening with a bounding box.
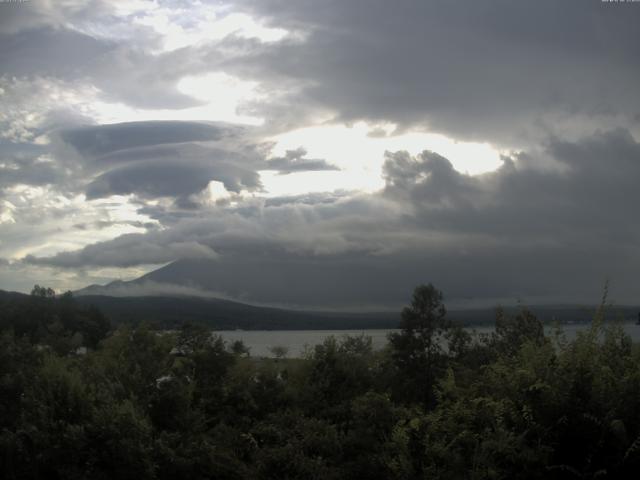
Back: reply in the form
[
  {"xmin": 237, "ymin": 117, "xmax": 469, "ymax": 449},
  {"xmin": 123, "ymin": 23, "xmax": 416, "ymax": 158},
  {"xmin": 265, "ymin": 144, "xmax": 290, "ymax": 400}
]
[
  {"xmin": 89, "ymin": 72, "xmax": 264, "ymax": 125},
  {"xmin": 260, "ymin": 123, "xmax": 503, "ymax": 196}
]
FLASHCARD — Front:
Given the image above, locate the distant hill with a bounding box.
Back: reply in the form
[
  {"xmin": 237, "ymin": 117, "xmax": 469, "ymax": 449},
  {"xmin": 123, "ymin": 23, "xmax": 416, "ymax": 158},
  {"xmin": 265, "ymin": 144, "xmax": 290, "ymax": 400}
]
[
  {"xmin": 73, "ymin": 294, "xmax": 640, "ymax": 331},
  {"xmin": 74, "ymin": 256, "xmax": 462, "ymax": 310},
  {"xmin": 75, "ymin": 258, "xmax": 640, "ymax": 316},
  {"xmin": 74, "ymin": 294, "xmax": 401, "ymax": 330},
  {"xmin": 0, "ymin": 290, "xmax": 28, "ymax": 302},
  {"xmin": 3, "ymin": 288, "xmax": 639, "ymax": 330}
]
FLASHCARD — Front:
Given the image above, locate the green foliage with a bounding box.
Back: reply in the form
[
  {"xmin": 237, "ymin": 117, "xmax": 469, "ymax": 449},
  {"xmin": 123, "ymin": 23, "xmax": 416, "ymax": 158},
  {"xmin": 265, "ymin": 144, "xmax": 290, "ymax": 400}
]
[
  {"xmin": 304, "ymin": 335, "xmax": 377, "ymax": 417},
  {"xmin": 0, "ymin": 287, "xmax": 110, "ymax": 352},
  {"xmin": 491, "ymin": 306, "xmax": 546, "ymax": 358},
  {"xmin": 251, "ymin": 411, "xmax": 342, "ymax": 480},
  {"xmin": 268, "ymin": 345, "xmax": 289, "ymax": 359},
  {"xmin": 2, "ymin": 284, "xmax": 640, "ymax": 479},
  {"xmin": 388, "ymin": 283, "xmax": 450, "ymax": 406}
]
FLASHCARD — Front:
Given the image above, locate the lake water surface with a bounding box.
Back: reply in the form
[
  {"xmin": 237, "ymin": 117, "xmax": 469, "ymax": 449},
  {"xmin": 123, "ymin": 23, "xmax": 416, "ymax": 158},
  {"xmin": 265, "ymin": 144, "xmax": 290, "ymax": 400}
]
[{"xmin": 217, "ymin": 323, "xmax": 640, "ymax": 357}]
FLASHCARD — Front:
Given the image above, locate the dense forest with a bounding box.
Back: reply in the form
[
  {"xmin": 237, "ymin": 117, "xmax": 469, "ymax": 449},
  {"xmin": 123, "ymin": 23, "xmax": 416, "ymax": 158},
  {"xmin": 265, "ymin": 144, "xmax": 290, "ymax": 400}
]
[{"xmin": 2, "ymin": 284, "xmax": 640, "ymax": 479}]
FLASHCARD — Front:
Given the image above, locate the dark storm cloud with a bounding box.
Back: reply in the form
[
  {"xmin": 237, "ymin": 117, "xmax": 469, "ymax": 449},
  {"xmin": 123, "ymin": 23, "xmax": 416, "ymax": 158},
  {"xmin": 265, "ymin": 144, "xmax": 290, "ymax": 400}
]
[
  {"xmin": 25, "ymin": 233, "xmax": 218, "ymax": 268},
  {"xmin": 264, "ymin": 147, "xmax": 339, "ymax": 174},
  {"xmin": 382, "ymin": 128, "xmax": 640, "ymax": 243},
  {"xmin": 57, "ymin": 121, "xmax": 262, "ymax": 200},
  {"xmin": 3, "ymin": 1, "xmax": 638, "ymax": 145},
  {"xmin": 3, "ymin": 0, "xmax": 639, "ymax": 305},
  {"xmin": 29, "ymin": 129, "xmax": 640, "ymax": 307},
  {"xmin": 225, "ymin": 0, "xmax": 640, "ymax": 145},
  {"xmin": 61, "ymin": 121, "xmax": 229, "ymax": 157},
  {"xmin": 0, "ymin": 27, "xmax": 114, "ymax": 78},
  {"xmin": 85, "ymin": 157, "xmax": 260, "ymax": 199},
  {"xmin": 55, "ymin": 121, "xmax": 344, "ymax": 201}
]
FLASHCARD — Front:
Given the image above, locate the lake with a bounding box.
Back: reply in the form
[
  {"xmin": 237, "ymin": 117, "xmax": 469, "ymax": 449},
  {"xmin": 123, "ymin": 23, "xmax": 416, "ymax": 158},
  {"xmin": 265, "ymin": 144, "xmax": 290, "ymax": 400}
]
[{"xmin": 217, "ymin": 322, "xmax": 640, "ymax": 357}]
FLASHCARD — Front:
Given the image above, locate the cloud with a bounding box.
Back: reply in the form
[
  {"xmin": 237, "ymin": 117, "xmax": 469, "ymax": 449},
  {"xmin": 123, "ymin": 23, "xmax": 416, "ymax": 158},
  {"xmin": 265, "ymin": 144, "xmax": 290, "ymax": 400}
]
[
  {"xmin": 1, "ymin": 0, "xmax": 638, "ymax": 308},
  {"xmin": 264, "ymin": 191, "xmax": 350, "ymax": 207},
  {"xmin": 26, "ymin": 234, "xmax": 218, "ymax": 268},
  {"xmin": 0, "ymin": 75, "xmax": 93, "ymax": 144},
  {"xmin": 61, "ymin": 121, "xmax": 229, "ymax": 157},
  {"xmin": 0, "ymin": 27, "xmax": 114, "ymax": 78},
  {"xmin": 85, "ymin": 157, "xmax": 260, "ymax": 199},
  {"xmin": 382, "ymin": 128, "xmax": 640, "ymax": 243},
  {"xmin": 3, "ymin": 1, "xmax": 638, "ymax": 147},
  {"xmin": 0, "ymin": 1, "xmax": 113, "ymax": 36},
  {"xmin": 0, "ymin": 2, "xmax": 292, "ymax": 110},
  {"xmin": 0, "ymin": 152, "xmax": 64, "ymax": 193},
  {"xmin": 0, "ymin": 2, "xmax": 203, "ymax": 108},
  {"xmin": 27, "ymin": 129, "xmax": 640, "ymax": 306},
  {"xmin": 222, "ymin": 0, "xmax": 640, "ymax": 146},
  {"xmin": 73, "ymin": 220, "xmax": 158, "ymax": 231},
  {"xmin": 263, "ymin": 147, "xmax": 339, "ymax": 174},
  {"xmin": 49, "ymin": 120, "xmax": 264, "ymax": 200}
]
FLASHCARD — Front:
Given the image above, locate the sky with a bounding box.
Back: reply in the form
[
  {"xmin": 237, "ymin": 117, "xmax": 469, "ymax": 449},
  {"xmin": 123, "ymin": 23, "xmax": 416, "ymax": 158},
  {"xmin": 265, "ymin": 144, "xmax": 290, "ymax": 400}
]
[{"xmin": 1, "ymin": 0, "xmax": 639, "ymax": 308}]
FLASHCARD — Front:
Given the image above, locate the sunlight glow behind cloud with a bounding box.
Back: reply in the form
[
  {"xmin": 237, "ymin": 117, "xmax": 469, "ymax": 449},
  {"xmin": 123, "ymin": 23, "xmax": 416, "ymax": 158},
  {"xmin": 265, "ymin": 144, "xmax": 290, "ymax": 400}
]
[
  {"xmin": 87, "ymin": 73, "xmax": 264, "ymax": 125},
  {"xmin": 260, "ymin": 123, "xmax": 503, "ymax": 196},
  {"xmin": 3, "ymin": 0, "xmax": 637, "ymax": 304}
]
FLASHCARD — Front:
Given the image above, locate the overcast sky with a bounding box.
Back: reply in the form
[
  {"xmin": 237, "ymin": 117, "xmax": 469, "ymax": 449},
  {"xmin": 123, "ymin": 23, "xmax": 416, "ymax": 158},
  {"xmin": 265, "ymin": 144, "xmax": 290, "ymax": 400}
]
[{"xmin": 1, "ymin": 0, "xmax": 639, "ymax": 308}]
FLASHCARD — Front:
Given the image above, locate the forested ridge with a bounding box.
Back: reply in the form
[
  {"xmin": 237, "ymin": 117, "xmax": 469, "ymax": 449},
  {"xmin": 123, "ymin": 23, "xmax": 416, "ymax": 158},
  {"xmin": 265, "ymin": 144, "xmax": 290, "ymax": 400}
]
[{"xmin": 2, "ymin": 284, "xmax": 640, "ymax": 479}]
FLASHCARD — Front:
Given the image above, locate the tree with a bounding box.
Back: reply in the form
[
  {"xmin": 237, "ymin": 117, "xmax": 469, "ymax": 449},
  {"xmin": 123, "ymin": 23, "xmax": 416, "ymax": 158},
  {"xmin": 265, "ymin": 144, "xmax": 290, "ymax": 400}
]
[
  {"xmin": 30, "ymin": 285, "xmax": 55, "ymax": 298},
  {"xmin": 491, "ymin": 307, "xmax": 545, "ymax": 358},
  {"xmin": 231, "ymin": 339, "xmax": 250, "ymax": 357},
  {"xmin": 388, "ymin": 284, "xmax": 449, "ymax": 407},
  {"xmin": 269, "ymin": 345, "xmax": 289, "ymax": 360}
]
